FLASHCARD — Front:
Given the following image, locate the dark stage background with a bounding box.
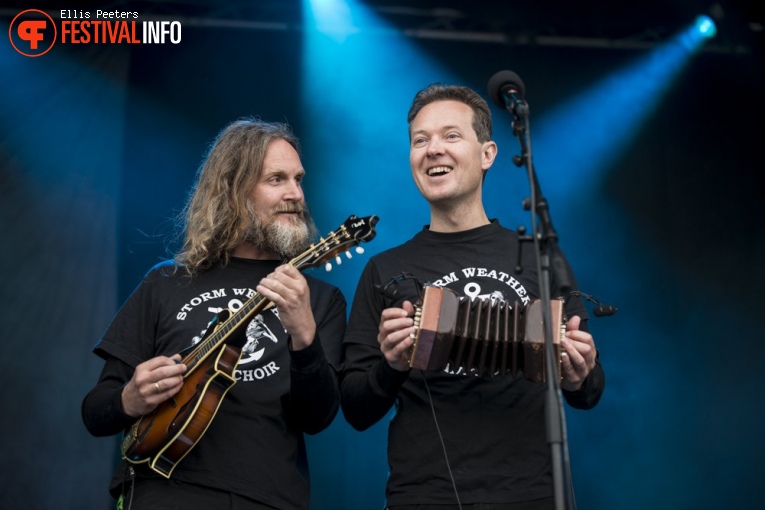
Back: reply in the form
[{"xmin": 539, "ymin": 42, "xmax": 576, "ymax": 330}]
[{"xmin": 1, "ymin": 1, "xmax": 763, "ymax": 508}]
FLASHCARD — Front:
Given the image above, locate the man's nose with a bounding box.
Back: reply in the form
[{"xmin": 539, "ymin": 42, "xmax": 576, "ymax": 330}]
[
  {"xmin": 283, "ymin": 179, "xmax": 304, "ymax": 201},
  {"xmin": 426, "ymin": 137, "xmax": 445, "ymax": 156}
]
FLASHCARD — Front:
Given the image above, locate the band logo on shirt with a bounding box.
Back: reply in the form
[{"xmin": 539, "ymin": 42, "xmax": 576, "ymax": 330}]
[
  {"xmin": 430, "ymin": 266, "xmax": 531, "ymax": 305},
  {"xmin": 235, "ymin": 312, "xmax": 281, "ymax": 382},
  {"xmin": 181, "ymin": 287, "xmax": 283, "ymax": 383}
]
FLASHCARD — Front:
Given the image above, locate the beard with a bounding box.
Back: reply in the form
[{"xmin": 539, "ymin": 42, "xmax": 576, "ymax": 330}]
[{"xmin": 243, "ymin": 201, "xmax": 317, "ymax": 259}]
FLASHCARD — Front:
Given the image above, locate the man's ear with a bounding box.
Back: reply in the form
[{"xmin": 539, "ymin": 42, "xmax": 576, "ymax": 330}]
[{"xmin": 481, "ymin": 140, "xmax": 498, "ymax": 170}]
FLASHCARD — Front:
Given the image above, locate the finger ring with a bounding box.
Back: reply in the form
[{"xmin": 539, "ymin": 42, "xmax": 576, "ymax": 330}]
[{"xmin": 155, "ymin": 382, "xmax": 161, "ymax": 393}]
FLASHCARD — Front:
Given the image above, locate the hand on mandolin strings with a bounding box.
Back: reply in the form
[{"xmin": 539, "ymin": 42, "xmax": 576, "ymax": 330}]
[
  {"xmin": 559, "ymin": 315, "xmax": 597, "ymax": 392},
  {"xmin": 377, "ymin": 300, "xmax": 416, "ymax": 372},
  {"xmin": 121, "ymin": 354, "xmax": 187, "ymax": 417},
  {"xmin": 256, "ymin": 264, "xmax": 316, "ymax": 351}
]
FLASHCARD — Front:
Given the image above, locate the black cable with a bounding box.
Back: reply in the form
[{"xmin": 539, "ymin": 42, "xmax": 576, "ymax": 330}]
[
  {"xmin": 124, "ymin": 465, "xmax": 135, "ymax": 510},
  {"xmin": 422, "ymin": 373, "xmax": 463, "ymax": 510}
]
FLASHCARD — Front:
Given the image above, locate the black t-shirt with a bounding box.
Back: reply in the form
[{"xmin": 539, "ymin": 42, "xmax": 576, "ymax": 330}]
[
  {"xmin": 86, "ymin": 257, "xmax": 346, "ymax": 509},
  {"xmin": 341, "ymin": 220, "xmax": 604, "ymax": 506}
]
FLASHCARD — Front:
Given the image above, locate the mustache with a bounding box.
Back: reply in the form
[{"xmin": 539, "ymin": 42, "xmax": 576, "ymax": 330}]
[{"xmin": 272, "ymin": 204, "xmax": 306, "ymax": 216}]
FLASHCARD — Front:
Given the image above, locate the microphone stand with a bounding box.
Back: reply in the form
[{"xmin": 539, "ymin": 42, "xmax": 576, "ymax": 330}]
[{"xmin": 501, "ymin": 99, "xmax": 575, "ymax": 510}]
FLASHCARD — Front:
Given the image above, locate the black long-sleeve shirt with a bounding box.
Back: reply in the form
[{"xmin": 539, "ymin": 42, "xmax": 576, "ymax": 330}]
[
  {"xmin": 341, "ymin": 221, "xmax": 605, "ymax": 506},
  {"xmin": 81, "ymin": 258, "xmax": 346, "ymax": 509}
]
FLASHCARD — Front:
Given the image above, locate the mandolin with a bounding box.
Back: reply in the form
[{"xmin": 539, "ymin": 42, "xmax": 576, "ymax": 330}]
[{"xmin": 120, "ymin": 214, "xmax": 378, "ymax": 478}]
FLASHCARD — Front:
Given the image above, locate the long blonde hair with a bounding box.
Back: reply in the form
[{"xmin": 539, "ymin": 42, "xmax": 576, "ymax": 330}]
[{"xmin": 174, "ymin": 118, "xmax": 300, "ymax": 275}]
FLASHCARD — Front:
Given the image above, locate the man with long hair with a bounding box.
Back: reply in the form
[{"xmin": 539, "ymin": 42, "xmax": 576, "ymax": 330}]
[
  {"xmin": 82, "ymin": 118, "xmax": 346, "ymax": 509},
  {"xmin": 341, "ymin": 84, "xmax": 605, "ymax": 509}
]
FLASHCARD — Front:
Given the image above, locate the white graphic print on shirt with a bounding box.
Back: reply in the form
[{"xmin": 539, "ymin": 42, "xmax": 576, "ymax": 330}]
[
  {"xmin": 430, "ymin": 266, "xmax": 532, "ymax": 305},
  {"xmin": 183, "ymin": 286, "xmax": 283, "ymax": 383}
]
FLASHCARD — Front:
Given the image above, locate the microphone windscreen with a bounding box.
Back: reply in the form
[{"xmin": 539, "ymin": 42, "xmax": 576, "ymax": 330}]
[{"xmin": 487, "ymin": 70, "xmax": 526, "ymax": 108}]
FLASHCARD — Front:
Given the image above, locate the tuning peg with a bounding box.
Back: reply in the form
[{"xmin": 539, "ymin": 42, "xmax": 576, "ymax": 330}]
[
  {"xmin": 335, "ymin": 256, "xmax": 342, "ymax": 265},
  {"xmin": 355, "ymin": 246, "xmax": 365, "ymax": 254},
  {"xmin": 344, "ymin": 251, "xmax": 353, "ymax": 259},
  {"xmin": 325, "ymin": 262, "xmax": 332, "ymax": 272}
]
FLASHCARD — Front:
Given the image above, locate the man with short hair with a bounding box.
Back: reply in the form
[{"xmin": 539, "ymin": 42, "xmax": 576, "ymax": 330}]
[{"xmin": 341, "ymin": 84, "xmax": 605, "ymax": 510}]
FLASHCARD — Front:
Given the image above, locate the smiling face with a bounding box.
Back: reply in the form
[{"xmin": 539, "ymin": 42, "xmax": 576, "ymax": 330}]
[{"xmin": 409, "ymin": 100, "xmax": 497, "ymax": 213}]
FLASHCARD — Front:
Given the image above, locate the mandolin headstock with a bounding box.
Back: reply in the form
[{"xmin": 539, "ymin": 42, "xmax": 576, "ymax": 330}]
[{"xmin": 291, "ymin": 214, "xmax": 379, "ymax": 272}]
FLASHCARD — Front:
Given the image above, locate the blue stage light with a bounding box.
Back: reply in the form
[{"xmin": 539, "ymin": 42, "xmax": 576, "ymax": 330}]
[{"xmin": 695, "ymin": 15, "xmax": 717, "ymax": 39}]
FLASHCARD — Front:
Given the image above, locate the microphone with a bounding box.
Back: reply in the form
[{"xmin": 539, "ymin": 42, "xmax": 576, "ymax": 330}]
[
  {"xmin": 487, "ymin": 70, "xmax": 528, "ymax": 117},
  {"xmin": 568, "ymin": 291, "xmax": 618, "ymax": 317},
  {"xmin": 593, "ymin": 304, "xmax": 618, "ymax": 317},
  {"xmin": 374, "ymin": 283, "xmax": 399, "ymax": 300},
  {"xmin": 374, "ymin": 272, "xmax": 424, "ymax": 301}
]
